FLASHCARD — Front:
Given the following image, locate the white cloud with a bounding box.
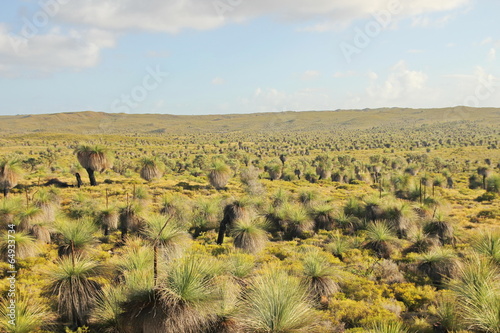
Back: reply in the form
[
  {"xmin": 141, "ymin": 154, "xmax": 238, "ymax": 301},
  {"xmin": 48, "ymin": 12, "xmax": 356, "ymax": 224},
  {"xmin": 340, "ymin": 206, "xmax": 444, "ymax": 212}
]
[
  {"xmin": 54, "ymin": 0, "xmax": 472, "ymax": 33},
  {"xmin": 333, "ymin": 70, "xmax": 356, "ymax": 78},
  {"xmin": 480, "ymin": 37, "xmax": 493, "ymax": 45},
  {"xmin": 0, "ymin": 25, "xmax": 115, "ymax": 76},
  {"xmin": 212, "ymin": 77, "xmax": 225, "ymax": 85},
  {"xmin": 488, "ymin": 48, "xmax": 496, "ymax": 61},
  {"xmin": 301, "ymin": 70, "xmax": 320, "ymax": 80},
  {"xmin": 367, "ymin": 60, "xmax": 428, "ymax": 101},
  {"xmin": 411, "ymin": 13, "xmax": 455, "ymax": 28},
  {"xmin": 246, "ymin": 87, "xmax": 333, "ymax": 112},
  {"xmin": 408, "ymin": 49, "xmax": 424, "ymax": 53}
]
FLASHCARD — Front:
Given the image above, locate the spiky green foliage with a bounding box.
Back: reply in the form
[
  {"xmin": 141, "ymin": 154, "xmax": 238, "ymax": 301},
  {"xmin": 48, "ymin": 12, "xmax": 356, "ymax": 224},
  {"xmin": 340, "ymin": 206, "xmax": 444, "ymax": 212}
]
[
  {"xmin": 282, "ymin": 204, "xmax": 314, "ymax": 239},
  {"xmin": 142, "ymin": 213, "xmax": 192, "ymax": 258},
  {"xmin": 0, "ymin": 230, "xmax": 38, "ymax": 260},
  {"xmin": 209, "ymin": 161, "xmax": 232, "ymax": 190},
  {"xmin": 231, "ymin": 218, "xmax": 268, "ymax": 253},
  {"xmin": 191, "ymin": 197, "xmax": 221, "ymax": 237},
  {"xmin": 486, "ymin": 175, "xmax": 500, "ymax": 193},
  {"xmin": 0, "ymin": 197, "xmax": 21, "ymax": 224},
  {"xmin": 473, "ymin": 230, "xmax": 500, "ymax": 264},
  {"xmin": 266, "ymin": 163, "xmax": 282, "ymax": 181},
  {"xmin": 0, "ymin": 157, "xmax": 22, "ymax": 196},
  {"xmin": 417, "ymin": 248, "xmax": 459, "ymax": 286},
  {"xmin": 120, "ymin": 255, "xmax": 220, "ymax": 333},
  {"xmin": 325, "ymin": 231, "xmax": 352, "ymax": 259},
  {"xmin": 449, "ymin": 256, "xmax": 500, "ymax": 333},
  {"xmin": 56, "ymin": 218, "xmax": 98, "ymax": 256},
  {"xmin": 119, "ymin": 202, "xmax": 144, "ymax": 240},
  {"xmin": 91, "ymin": 285, "xmax": 126, "ymax": 333},
  {"xmin": 311, "ymin": 204, "xmax": 336, "ymax": 231},
  {"xmin": 18, "ymin": 205, "xmax": 43, "ymax": 232},
  {"xmin": 139, "ymin": 156, "xmax": 165, "ymax": 181},
  {"xmin": 0, "ymin": 290, "xmax": 55, "ymax": 333},
  {"xmin": 367, "ymin": 321, "xmax": 408, "ymax": 333},
  {"xmin": 74, "ymin": 145, "xmax": 113, "ymax": 185},
  {"xmin": 384, "ymin": 201, "xmax": 416, "ymax": 238},
  {"xmin": 225, "ymin": 253, "xmax": 255, "ymax": 279},
  {"xmin": 405, "ymin": 227, "xmax": 440, "ymax": 254},
  {"xmin": 239, "ymin": 269, "xmax": 317, "ymax": 332},
  {"xmin": 208, "ymin": 276, "xmax": 243, "ymax": 333},
  {"xmin": 46, "ymin": 255, "xmax": 102, "ymax": 327},
  {"xmin": 96, "ymin": 207, "xmax": 119, "ymax": 236},
  {"xmin": 364, "ymin": 221, "xmax": 397, "ymax": 259},
  {"xmin": 301, "ymin": 251, "xmax": 339, "ymax": 302},
  {"xmin": 424, "ymin": 214, "xmax": 454, "ymax": 245},
  {"xmin": 74, "ymin": 145, "xmax": 113, "ymax": 172}
]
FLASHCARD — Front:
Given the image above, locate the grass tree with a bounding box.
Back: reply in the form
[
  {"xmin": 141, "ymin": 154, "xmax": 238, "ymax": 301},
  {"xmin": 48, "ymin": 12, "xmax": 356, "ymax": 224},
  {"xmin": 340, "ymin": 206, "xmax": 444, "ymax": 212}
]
[
  {"xmin": 46, "ymin": 255, "xmax": 102, "ymax": 329},
  {"xmin": 0, "ymin": 197, "xmax": 21, "ymax": 225},
  {"xmin": 472, "ymin": 230, "xmax": 500, "ymax": 264},
  {"xmin": 74, "ymin": 145, "xmax": 113, "ymax": 186},
  {"xmin": 301, "ymin": 251, "xmax": 340, "ymax": 306},
  {"xmin": 191, "ymin": 197, "xmax": 221, "ymax": 238},
  {"xmin": 119, "ymin": 202, "xmax": 144, "ymax": 241},
  {"xmin": 217, "ymin": 199, "xmax": 253, "ymax": 245},
  {"xmin": 363, "ymin": 221, "xmax": 398, "ymax": 259},
  {"xmin": 0, "ymin": 230, "xmax": 39, "ymax": 260},
  {"xmin": 367, "ymin": 321, "xmax": 409, "ymax": 333},
  {"xmin": 209, "ymin": 161, "xmax": 232, "ymax": 190},
  {"xmin": 239, "ymin": 269, "xmax": 317, "ymax": 332},
  {"xmin": 477, "ymin": 166, "xmax": 493, "ymax": 190},
  {"xmin": 139, "ymin": 156, "xmax": 164, "ymax": 182},
  {"xmin": 417, "ymin": 248, "xmax": 459, "ymax": 287},
  {"xmin": 231, "ymin": 217, "xmax": 268, "ymax": 254},
  {"xmin": 56, "ymin": 218, "xmax": 98, "ymax": 257},
  {"xmin": 120, "ymin": 255, "xmax": 220, "ymax": 333},
  {"xmin": 423, "ymin": 213, "xmax": 455, "ymax": 245},
  {"xmin": 141, "ymin": 213, "xmax": 192, "ymax": 282},
  {"xmin": 96, "ymin": 206, "xmax": 119, "ymax": 236},
  {"xmin": 265, "ymin": 162, "xmax": 282, "ymax": 181},
  {"xmin": 281, "ymin": 204, "xmax": 314, "ymax": 240},
  {"xmin": 0, "ymin": 157, "xmax": 22, "ymax": 197},
  {"xmin": 91, "ymin": 285, "xmax": 127, "ymax": 333},
  {"xmin": 449, "ymin": 255, "xmax": 500, "ymax": 332},
  {"xmin": 311, "ymin": 204, "xmax": 336, "ymax": 231},
  {"xmin": 207, "ymin": 276, "xmax": 243, "ymax": 333},
  {"xmin": 0, "ymin": 290, "xmax": 55, "ymax": 333},
  {"xmin": 486, "ymin": 174, "xmax": 500, "ymax": 193}
]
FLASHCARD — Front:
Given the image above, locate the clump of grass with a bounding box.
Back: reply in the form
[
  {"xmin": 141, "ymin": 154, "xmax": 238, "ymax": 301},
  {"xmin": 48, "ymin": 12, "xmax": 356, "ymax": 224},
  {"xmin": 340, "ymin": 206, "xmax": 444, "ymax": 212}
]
[
  {"xmin": 363, "ymin": 220, "xmax": 397, "ymax": 259},
  {"xmin": 239, "ymin": 269, "xmax": 317, "ymax": 332},
  {"xmin": 301, "ymin": 250, "xmax": 340, "ymax": 305},
  {"xmin": 55, "ymin": 218, "xmax": 98, "ymax": 257},
  {"xmin": 46, "ymin": 255, "xmax": 102, "ymax": 328},
  {"xmin": 449, "ymin": 255, "xmax": 500, "ymax": 332},
  {"xmin": 0, "ymin": 289, "xmax": 55, "ymax": 333},
  {"xmin": 472, "ymin": 229, "xmax": 500, "ymax": 264},
  {"xmin": 417, "ymin": 248, "xmax": 459, "ymax": 287},
  {"xmin": 231, "ymin": 217, "xmax": 268, "ymax": 254}
]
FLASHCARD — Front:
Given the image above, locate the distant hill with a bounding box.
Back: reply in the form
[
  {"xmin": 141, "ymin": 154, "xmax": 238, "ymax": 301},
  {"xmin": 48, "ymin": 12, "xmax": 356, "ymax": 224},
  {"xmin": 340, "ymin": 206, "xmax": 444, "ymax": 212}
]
[{"xmin": 1, "ymin": 107, "xmax": 499, "ymax": 136}]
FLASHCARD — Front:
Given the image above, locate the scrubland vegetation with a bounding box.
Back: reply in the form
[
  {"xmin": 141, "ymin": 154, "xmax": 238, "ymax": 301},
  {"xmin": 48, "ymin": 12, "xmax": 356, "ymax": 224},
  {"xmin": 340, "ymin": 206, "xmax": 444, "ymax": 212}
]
[{"xmin": 0, "ymin": 108, "xmax": 499, "ymax": 332}]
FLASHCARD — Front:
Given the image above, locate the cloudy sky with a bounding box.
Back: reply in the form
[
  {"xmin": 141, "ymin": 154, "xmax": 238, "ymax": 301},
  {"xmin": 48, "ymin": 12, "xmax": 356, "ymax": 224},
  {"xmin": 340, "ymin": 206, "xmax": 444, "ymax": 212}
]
[{"xmin": 0, "ymin": 0, "xmax": 498, "ymax": 115}]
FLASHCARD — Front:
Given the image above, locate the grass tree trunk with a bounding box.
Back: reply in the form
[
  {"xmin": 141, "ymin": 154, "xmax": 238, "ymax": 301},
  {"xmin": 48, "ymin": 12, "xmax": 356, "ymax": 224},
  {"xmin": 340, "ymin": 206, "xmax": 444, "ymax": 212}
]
[
  {"xmin": 153, "ymin": 245, "xmax": 158, "ymax": 286},
  {"xmin": 75, "ymin": 173, "xmax": 83, "ymax": 188},
  {"xmin": 217, "ymin": 220, "xmax": 227, "ymax": 245},
  {"xmin": 86, "ymin": 168, "xmax": 97, "ymax": 186}
]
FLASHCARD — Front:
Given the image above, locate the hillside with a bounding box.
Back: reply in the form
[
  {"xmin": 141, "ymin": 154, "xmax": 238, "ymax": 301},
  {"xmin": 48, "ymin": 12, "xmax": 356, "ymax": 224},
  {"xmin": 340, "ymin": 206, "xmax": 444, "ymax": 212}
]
[{"xmin": 1, "ymin": 107, "xmax": 499, "ymax": 136}]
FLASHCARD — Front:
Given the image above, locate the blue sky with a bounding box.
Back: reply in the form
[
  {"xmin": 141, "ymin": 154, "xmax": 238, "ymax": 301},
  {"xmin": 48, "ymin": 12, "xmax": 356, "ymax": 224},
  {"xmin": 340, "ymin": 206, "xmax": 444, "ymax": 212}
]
[{"xmin": 0, "ymin": 0, "xmax": 498, "ymax": 115}]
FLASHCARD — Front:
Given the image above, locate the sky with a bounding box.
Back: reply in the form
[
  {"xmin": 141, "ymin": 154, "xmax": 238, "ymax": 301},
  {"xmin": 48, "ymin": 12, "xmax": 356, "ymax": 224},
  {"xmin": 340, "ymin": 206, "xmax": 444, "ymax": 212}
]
[{"xmin": 0, "ymin": 0, "xmax": 499, "ymax": 115}]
